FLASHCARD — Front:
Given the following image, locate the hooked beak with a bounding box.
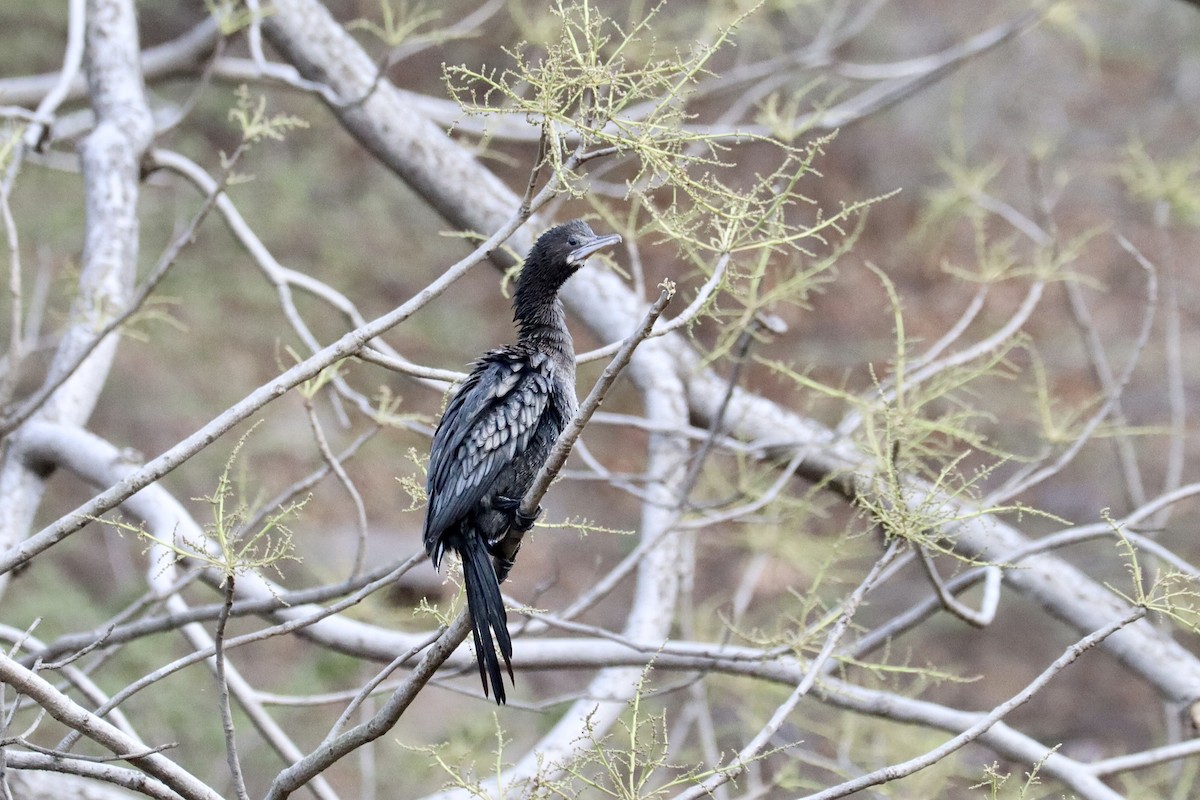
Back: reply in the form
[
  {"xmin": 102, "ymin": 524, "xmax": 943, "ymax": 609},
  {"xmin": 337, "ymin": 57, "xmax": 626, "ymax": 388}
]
[{"xmin": 567, "ymin": 232, "xmax": 623, "ymax": 265}]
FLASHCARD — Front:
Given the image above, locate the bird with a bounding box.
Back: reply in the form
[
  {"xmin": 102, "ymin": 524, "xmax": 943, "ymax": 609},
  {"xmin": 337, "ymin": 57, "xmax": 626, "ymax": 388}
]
[{"xmin": 423, "ymin": 220, "xmax": 622, "ymax": 704}]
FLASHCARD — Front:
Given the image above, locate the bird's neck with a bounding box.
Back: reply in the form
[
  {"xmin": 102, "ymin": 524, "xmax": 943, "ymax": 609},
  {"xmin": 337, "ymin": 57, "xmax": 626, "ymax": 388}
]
[{"xmin": 516, "ymin": 297, "xmax": 574, "ymax": 356}]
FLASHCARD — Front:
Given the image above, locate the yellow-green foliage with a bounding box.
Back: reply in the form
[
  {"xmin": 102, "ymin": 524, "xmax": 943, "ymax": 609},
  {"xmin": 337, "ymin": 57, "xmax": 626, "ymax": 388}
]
[
  {"xmin": 349, "ymin": 0, "xmax": 441, "ymax": 48},
  {"xmin": 113, "ymin": 423, "xmax": 306, "ymax": 582}
]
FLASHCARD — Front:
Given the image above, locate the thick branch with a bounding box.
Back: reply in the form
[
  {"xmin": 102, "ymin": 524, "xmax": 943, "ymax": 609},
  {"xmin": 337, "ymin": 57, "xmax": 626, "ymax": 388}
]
[{"xmin": 0, "ymin": 0, "xmax": 154, "ymax": 597}]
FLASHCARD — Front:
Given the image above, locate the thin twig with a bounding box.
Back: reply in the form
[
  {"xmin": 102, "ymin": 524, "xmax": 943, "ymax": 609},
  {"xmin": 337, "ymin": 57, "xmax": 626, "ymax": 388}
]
[
  {"xmin": 285, "ymin": 6, "xmax": 1038, "ymax": 145},
  {"xmin": 0, "ymin": 155, "xmax": 25, "ymax": 408},
  {"xmin": 1151, "ymin": 216, "xmax": 1186, "ymax": 532},
  {"xmin": 214, "ymin": 577, "xmax": 249, "ymax": 800},
  {"xmin": 302, "ymin": 396, "xmax": 369, "ymax": 577},
  {"xmin": 55, "ymin": 555, "xmax": 424, "ymax": 754},
  {"xmin": 0, "ymin": 141, "xmax": 252, "ymax": 436},
  {"xmin": 152, "ymin": 147, "xmax": 435, "ymax": 425},
  {"xmin": 0, "ymin": 651, "xmax": 221, "ymax": 800},
  {"xmin": 323, "ymin": 627, "xmax": 447, "ymax": 741},
  {"xmin": 674, "ymin": 540, "xmax": 905, "ymax": 800},
  {"xmin": 518, "ymin": 282, "xmax": 675, "ymax": 521},
  {"xmin": 263, "ymin": 612, "xmax": 471, "ymax": 800},
  {"xmin": 576, "ymin": 255, "xmax": 727, "ymax": 364},
  {"xmin": 241, "ymin": 428, "xmax": 379, "ymax": 539},
  {"xmin": 915, "ymin": 545, "xmax": 998, "ymax": 628},
  {"xmin": 20, "ymin": 0, "xmax": 86, "ymax": 150},
  {"xmin": 989, "ymin": 235, "xmax": 1158, "ymax": 504},
  {"xmin": 159, "ymin": 589, "xmax": 343, "ymax": 800},
  {"xmin": 1088, "ymin": 736, "xmax": 1200, "ymax": 777},
  {"xmin": 800, "ymin": 610, "xmax": 1145, "ymax": 800},
  {"xmin": 2, "ymin": 750, "xmax": 181, "ymax": 800},
  {"xmin": 0, "ymin": 633, "xmax": 139, "ymax": 745},
  {"xmin": 842, "ymin": 481, "xmax": 1200, "ymax": 666},
  {"xmin": 25, "ymin": 546, "xmax": 405, "ymax": 667}
]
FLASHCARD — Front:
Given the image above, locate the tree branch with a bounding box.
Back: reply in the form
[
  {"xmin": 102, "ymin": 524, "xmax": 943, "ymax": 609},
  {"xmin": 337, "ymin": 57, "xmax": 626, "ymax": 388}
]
[{"xmin": 0, "ymin": 652, "xmax": 221, "ymax": 800}]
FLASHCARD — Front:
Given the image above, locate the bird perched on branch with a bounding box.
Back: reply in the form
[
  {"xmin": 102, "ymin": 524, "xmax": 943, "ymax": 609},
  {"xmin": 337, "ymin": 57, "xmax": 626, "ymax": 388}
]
[{"xmin": 423, "ymin": 220, "xmax": 622, "ymax": 704}]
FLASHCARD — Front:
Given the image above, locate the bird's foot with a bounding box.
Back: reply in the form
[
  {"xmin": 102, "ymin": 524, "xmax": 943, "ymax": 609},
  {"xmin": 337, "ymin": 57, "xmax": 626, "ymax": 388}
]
[
  {"xmin": 495, "ymin": 495, "xmax": 542, "ymax": 532},
  {"xmin": 493, "ymin": 553, "xmax": 518, "ymax": 583}
]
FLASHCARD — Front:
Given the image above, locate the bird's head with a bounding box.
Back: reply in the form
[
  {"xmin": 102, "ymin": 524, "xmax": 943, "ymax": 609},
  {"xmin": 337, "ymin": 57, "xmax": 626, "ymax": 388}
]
[{"xmin": 514, "ymin": 220, "xmax": 622, "ymax": 319}]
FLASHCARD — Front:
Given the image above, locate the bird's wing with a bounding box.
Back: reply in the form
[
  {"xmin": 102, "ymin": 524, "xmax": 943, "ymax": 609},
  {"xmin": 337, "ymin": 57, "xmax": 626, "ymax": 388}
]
[{"xmin": 423, "ymin": 350, "xmax": 555, "ymax": 545}]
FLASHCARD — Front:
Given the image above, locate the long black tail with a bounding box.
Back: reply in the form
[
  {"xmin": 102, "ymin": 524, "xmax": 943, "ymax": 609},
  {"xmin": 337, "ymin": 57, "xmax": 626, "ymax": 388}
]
[{"xmin": 459, "ymin": 533, "xmax": 514, "ymax": 704}]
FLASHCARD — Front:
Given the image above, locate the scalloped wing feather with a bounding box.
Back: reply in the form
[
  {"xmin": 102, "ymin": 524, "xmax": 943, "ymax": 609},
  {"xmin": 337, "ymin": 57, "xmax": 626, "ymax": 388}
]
[{"xmin": 423, "ymin": 350, "xmax": 555, "ymax": 557}]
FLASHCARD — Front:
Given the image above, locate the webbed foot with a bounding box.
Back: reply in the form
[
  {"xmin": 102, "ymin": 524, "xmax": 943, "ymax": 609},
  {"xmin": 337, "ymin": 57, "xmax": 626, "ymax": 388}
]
[{"xmin": 495, "ymin": 495, "xmax": 542, "ymax": 532}]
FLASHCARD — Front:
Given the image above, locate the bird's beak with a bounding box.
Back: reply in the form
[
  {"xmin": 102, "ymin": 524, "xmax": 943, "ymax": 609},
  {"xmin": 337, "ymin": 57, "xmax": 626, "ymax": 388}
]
[{"xmin": 567, "ymin": 233, "xmax": 623, "ymax": 265}]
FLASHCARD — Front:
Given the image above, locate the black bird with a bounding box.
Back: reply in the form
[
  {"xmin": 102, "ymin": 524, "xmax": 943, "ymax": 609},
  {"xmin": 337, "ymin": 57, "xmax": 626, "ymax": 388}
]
[{"xmin": 423, "ymin": 220, "xmax": 622, "ymax": 703}]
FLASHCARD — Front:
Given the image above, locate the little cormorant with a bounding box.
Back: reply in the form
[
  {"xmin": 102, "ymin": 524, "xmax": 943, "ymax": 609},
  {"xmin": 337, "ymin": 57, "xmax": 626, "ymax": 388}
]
[{"xmin": 423, "ymin": 220, "xmax": 622, "ymax": 704}]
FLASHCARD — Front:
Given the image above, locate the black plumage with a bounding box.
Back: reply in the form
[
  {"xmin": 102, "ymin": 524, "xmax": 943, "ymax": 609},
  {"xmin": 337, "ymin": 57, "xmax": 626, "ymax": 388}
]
[{"xmin": 423, "ymin": 220, "xmax": 622, "ymax": 703}]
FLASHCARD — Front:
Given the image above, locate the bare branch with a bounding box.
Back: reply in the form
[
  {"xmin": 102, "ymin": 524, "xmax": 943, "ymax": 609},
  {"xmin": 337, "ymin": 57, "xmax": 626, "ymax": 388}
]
[
  {"xmin": 802, "ymin": 611, "xmax": 1144, "ymax": 800},
  {"xmin": 263, "ymin": 613, "xmax": 471, "ymax": 800},
  {"xmin": 0, "ymin": 18, "xmax": 218, "ymax": 109},
  {"xmin": 916, "ymin": 545, "xmax": 999, "ymax": 628},
  {"xmin": 0, "ymin": 141, "xmax": 251, "ymax": 437},
  {"xmin": 302, "ymin": 395, "xmax": 370, "ymax": 577},
  {"xmin": 674, "ymin": 540, "xmax": 905, "ymax": 800},
  {"xmin": 3, "ymin": 751, "xmax": 176, "ymax": 800},
  {"xmin": 1089, "ymin": 736, "xmax": 1200, "ymax": 778},
  {"xmin": 213, "ymin": 578, "xmax": 249, "ymax": 800},
  {"xmin": 0, "ymin": 651, "xmax": 221, "ymax": 800}
]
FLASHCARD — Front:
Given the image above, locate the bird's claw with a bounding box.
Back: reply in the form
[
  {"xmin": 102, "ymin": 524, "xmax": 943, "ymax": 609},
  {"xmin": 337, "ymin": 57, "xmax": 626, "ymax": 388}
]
[
  {"xmin": 496, "ymin": 495, "xmax": 542, "ymax": 532},
  {"xmin": 513, "ymin": 505, "xmax": 542, "ymax": 532},
  {"xmin": 493, "ymin": 553, "xmax": 518, "ymax": 582}
]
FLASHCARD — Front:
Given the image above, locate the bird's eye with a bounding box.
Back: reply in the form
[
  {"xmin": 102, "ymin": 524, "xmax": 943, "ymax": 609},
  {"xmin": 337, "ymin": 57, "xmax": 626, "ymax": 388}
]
[{"xmin": 567, "ymin": 237, "xmax": 579, "ymax": 247}]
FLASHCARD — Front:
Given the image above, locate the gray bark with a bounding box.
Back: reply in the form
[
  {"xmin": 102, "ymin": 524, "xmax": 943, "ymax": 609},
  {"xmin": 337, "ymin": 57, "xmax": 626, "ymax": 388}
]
[{"xmin": 0, "ymin": 0, "xmax": 153, "ymax": 597}]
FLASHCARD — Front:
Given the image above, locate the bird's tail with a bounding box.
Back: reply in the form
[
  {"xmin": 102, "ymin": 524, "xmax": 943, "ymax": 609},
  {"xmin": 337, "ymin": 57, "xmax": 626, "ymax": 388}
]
[{"xmin": 460, "ymin": 533, "xmax": 514, "ymax": 704}]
